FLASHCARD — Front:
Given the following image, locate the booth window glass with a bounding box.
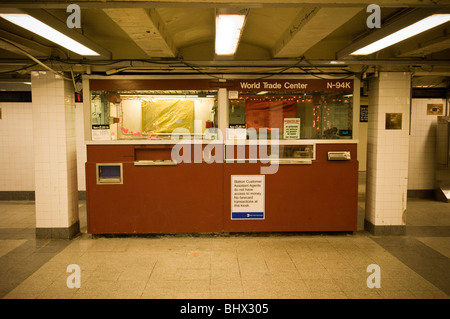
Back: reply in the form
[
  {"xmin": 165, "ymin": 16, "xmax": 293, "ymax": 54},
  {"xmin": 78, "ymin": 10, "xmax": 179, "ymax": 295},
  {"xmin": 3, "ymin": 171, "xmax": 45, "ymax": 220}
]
[
  {"xmin": 228, "ymin": 91, "xmax": 353, "ymax": 139},
  {"xmin": 90, "ymin": 90, "xmax": 218, "ymax": 140}
]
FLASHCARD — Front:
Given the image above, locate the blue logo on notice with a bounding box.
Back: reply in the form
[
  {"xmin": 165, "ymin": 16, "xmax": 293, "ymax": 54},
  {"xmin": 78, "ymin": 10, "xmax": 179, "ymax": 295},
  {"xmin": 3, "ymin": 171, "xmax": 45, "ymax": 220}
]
[{"xmin": 232, "ymin": 212, "xmax": 264, "ymax": 219}]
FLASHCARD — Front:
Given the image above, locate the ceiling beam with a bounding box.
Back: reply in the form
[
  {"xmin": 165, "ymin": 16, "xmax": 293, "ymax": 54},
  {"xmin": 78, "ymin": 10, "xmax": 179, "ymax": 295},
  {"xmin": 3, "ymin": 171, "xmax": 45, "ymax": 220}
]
[
  {"xmin": 0, "ymin": 39, "xmax": 47, "ymax": 58},
  {"xmin": 272, "ymin": 7, "xmax": 363, "ymax": 58},
  {"xmin": 103, "ymin": 8, "xmax": 177, "ymax": 58},
  {"xmin": 394, "ymin": 26, "xmax": 450, "ymax": 57},
  {"xmin": 0, "ymin": 29, "xmax": 53, "ymax": 57},
  {"xmin": 272, "ymin": 7, "xmax": 317, "ymax": 58}
]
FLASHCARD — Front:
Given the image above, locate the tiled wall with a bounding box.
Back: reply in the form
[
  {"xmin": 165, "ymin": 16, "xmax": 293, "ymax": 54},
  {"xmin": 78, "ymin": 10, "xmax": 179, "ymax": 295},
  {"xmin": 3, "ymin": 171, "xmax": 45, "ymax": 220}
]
[
  {"xmin": 408, "ymin": 98, "xmax": 445, "ymax": 191},
  {"xmin": 31, "ymin": 71, "xmax": 78, "ymax": 228},
  {"xmin": 366, "ymin": 72, "xmax": 410, "ymax": 227},
  {"xmin": 0, "ymin": 101, "xmax": 86, "ymax": 193},
  {"xmin": 0, "ymin": 102, "xmax": 34, "ymax": 191}
]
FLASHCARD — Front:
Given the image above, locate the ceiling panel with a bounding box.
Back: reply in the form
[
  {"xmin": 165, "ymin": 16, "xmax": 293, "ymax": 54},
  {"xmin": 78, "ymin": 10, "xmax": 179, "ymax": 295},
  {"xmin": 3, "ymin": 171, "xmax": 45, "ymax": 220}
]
[
  {"xmin": 157, "ymin": 8, "xmax": 215, "ymax": 51},
  {"xmin": 240, "ymin": 8, "xmax": 301, "ymax": 52}
]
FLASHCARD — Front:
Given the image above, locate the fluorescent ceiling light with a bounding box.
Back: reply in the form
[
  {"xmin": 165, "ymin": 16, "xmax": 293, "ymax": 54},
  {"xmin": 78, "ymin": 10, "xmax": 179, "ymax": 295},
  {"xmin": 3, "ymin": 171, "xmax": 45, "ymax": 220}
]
[
  {"xmin": 0, "ymin": 13, "xmax": 99, "ymax": 56},
  {"xmin": 215, "ymin": 14, "xmax": 246, "ymax": 55},
  {"xmin": 351, "ymin": 14, "xmax": 450, "ymax": 55}
]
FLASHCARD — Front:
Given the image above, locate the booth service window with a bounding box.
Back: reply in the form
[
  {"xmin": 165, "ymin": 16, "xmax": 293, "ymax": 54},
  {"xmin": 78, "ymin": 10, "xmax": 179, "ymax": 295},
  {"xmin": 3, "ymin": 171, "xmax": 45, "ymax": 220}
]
[
  {"xmin": 228, "ymin": 90, "xmax": 353, "ymax": 140},
  {"xmin": 90, "ymin": 90, "xmax": 218, "ymax": 141},
  {"xmin": 90, "ymin": 86, "xmax": 352, "ymax": 141}
]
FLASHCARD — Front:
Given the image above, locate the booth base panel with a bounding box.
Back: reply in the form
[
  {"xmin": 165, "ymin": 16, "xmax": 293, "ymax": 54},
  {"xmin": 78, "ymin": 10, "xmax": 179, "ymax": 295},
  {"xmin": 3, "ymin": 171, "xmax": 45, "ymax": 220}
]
[{"xmin": 85, "ymin": 144, "xmax": 358, "ymax": 234}]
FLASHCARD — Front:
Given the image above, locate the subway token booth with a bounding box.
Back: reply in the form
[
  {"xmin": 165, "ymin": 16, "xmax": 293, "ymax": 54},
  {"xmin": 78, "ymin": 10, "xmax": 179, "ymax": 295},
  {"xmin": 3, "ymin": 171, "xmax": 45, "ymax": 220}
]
[{"xmin": 84, "ymin": 76, "xmax": 359, "ymax": 234}]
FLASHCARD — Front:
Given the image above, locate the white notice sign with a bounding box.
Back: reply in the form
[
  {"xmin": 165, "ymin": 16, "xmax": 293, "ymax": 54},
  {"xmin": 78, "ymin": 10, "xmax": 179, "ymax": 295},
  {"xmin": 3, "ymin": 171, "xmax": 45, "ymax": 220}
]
[
  {"xmin": 92, "ymin": 125, "xmax": 111, "ymax": 141},
  {"xmin": 283, "ymin": 118, "xmax": 300, "ymax": 139},
  {"xmin": 228, "ymin": 91, "xmax": 239, "ymax": 99},
  {"xmin": 231, "ymin": 175, "xmax": 265, "ymax": 220}
]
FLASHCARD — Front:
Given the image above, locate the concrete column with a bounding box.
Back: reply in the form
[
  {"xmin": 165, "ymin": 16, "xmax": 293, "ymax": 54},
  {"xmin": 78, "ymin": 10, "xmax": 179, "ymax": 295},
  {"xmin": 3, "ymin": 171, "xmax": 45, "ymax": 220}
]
[
  {"xmin": 365, "ymin": 72, "xmax": 411, "ymax": 235},
  {"xmin": 31, "ymin": 71, "xmax": 79, "ymax": 239}
]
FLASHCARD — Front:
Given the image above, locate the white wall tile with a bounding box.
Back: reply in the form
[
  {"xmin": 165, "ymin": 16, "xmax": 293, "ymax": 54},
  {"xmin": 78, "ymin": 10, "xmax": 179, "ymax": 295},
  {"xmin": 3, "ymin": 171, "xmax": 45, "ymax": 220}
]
[
  {"xmin": 0, "ymin": 102, "xmax": 35, "ymax": 191},
  {"xmin": 407, "ymin": 98, "xmax": 444, "ymax": 190},
  {"xmin": 30, "ymin": 71, "xmax": 79, "ymax": 228},
  {"xmin": 366, "ymin": 72, "xmax": 410, "ymax": 226},
  {"xmin": 0, "ymin": 100, "xmax": 86, "ymax": 193}
]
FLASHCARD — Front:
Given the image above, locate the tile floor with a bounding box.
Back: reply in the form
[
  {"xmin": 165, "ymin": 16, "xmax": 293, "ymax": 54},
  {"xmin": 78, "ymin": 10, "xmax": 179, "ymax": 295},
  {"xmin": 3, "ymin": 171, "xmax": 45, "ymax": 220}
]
[{"xmin": 0, "ymin": 177, "xmax": 449, "ymax": 299}]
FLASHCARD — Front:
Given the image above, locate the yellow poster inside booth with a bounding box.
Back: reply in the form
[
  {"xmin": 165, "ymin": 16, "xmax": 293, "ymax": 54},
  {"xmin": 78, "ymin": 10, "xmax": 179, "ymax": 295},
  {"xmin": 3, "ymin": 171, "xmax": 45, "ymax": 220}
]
[{"xmin": 141, "ymin": 99, "xmax": 195, "ymax": 134}]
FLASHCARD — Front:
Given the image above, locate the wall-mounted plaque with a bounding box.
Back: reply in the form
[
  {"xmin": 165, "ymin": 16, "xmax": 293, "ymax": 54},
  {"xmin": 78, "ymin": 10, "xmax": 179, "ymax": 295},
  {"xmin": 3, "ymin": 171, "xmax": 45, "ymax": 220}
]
[{"xmin": 385, "ymin": 113, "xmax": 402, "ymax": 130}]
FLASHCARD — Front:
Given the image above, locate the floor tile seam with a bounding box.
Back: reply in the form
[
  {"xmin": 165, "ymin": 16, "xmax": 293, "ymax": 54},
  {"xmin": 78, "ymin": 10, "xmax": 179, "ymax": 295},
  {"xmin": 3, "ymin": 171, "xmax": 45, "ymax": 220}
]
[
  {"xmin": 158, "ymin": 280, "xmax": 310, "ymax": 292},
  {"xmin": 313, "ymin": 248, "xmax": 371, "ymax": 274},
  {"xmin": 322, "ymin": 265, "xmax": 367, "ymax": 281},
  {"xmin": 284, "ymin": 249, "xmax": 304, "ymax": 278},
  {"xmin": 235, "ymin": 255, "xmax": 247, "ymax": 280},
  {"xmin": 139, "ymin": 259, "xmax": 163, "ymax": 298},
  {"xmin": 17, "ymin": 275, "xmax": 60, "ymax": 294},
  {"xmin": 3, "ymin": 274, "xmax": 60, "ymax": 298},
  {"xmin": 355, "ymin": 240, "xmax": 402, "ymax": 263}
]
